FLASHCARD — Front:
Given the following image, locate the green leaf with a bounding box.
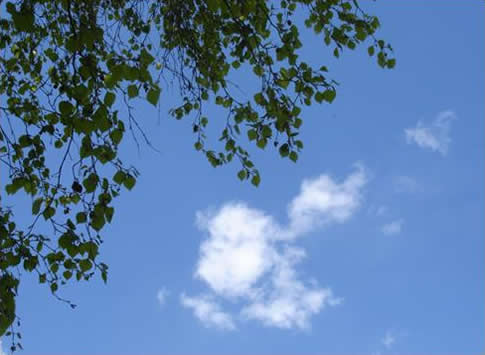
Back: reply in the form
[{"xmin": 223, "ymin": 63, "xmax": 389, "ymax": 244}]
[
  {"xmin": 104, "ymin": 92, "xmax": 116, "ymax": 107},
  {"xmin": 368, "ymin": 46, "xmax": 375, "ymax": 56},
  {"xmin": 113, "ymin": 170, "xmax": 126, "ymax": 184},
  {"xmin": 76, "ymin": 212, "xmax": 87, "ymax": 224},
  {"xmin": 194, "ymin": 141, "xmax": 203, "ymax": 151},
  {"xmin": 225, "ymin": 139, "xmax": 235, "ymax": 151},
  {"xmin": 90, "ymin": 214, "xmax": 105, "ymax": 231},
  {"xmin": 110, "ymin": 129, "xmax": 123, "ymax": 145},
  {"xmin": 247, "ymin": 129, "xmax": 257, "ymax": 141},
  {"xmin": 58, "ymin": 233, "xmax": 72, "ymax": 249},
  {"xmin": 127, "ymin": 84, "xmax": 138, "ymax": 98},
  {"xmin": 83, "ymin": 173, "xmax": 99, "ymax": 193},
  {"xmin": 253, "ymin": 65, "xmax": 264, "ymax": 76},
  {"xmin": 0, "ymin": 286, "xmax": 15, "ymax": 336},
  {"xmin": 105, "ymin": 207, "xmax": 114, "ymax": 223},
  {"xmin": 261, "ymin": 126, "xmax": 272, "ymax": 138},
  {"xmin": 251, "ymin": 174, "xmax": 261, "ymax": 187},
  {"xmin": 315, "ymin": 92, "xmax": 324, "ymax": 103},
  {"xmin": 237, "ymin": 169, "xmax": 247, "ymax": 180},
  {"xmin": 42, "ymin": 206, "xmax": 55, "ymax": 220},
  {"xmin": 139, "ymin": 48, "xmax": 155, "ymax": 66},
  {"xmin": 123, "ymin": 175, "xmax": 136, "ymax": 190},
  {"xmin": 59, "ymin": 101, "xmax": 73, "ymax": 115},
  {"xmin": 50, "ymin": 282, "xmax": 58, "ymax": 293},
  {"xmin": 256, "ymin": 138, "xmax": 267, "ymax": 149},
  {"xmin": 79, "ymin": 259, "xmax": 93, "ymax": 272},
  {"xmin": 276, "ymin": 79, "xmax": 289, "ymax": 89},
  {"xmin": 12, "ymin": 8, "xmax": 35, "ymax": 32},
  {"xmin": 104, "ymin": 74, "xmax": 117, "ymax": 89},
  {"xmin": 279, "ymin": 143, "xmax": 289, "ymax": 157},
  {"xmin": 207, "ymin": 0, "xmax": 219, "ymax": 11},
  {"xmin": 254, "ymin": 93, "xmax": 265, "ymax": 105},
  {"xmin": 147, "ymin": 87, "xmax": 161, "ymax": 106},
  {"xmin": 32, "ymin": 198, "xmax": 43, "ymax": 215},
  {"xmin": 322, "ymin": 89, "xmax": 336, "ymax": 103}
]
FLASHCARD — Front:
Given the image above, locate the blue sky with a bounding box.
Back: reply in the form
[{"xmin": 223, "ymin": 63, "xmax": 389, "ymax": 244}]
[{"xmin": 2, "ymin": 1, "xmax": 484, "ymax": 354}]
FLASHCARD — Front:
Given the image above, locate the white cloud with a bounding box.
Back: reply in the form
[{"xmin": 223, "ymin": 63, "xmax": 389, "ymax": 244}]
[
  {"xmin": 405, "ymin": 110, "xmax": 456, "ymax": 155},
  {"xmin": 182, "ymin": 166, "xmax": 366, "ymax": 330},
  {"xmin": 287, "ymin": 164, "xmax": 367, "ymax": 236},
  {"xmin": 156, "ymin": 288, "xmax": 169, "ymax": 305},
  {"xmin": 180, "ymin": 294, "xmax": 235, "ymax": 330},
  {"xmin": 381, "ymin": 220, "xmax": 403, "ymax": 235},
  {"xmin": 195, "ymin": 204, "xmax": 278, "ymax": 298},
  {"xmin": 241, "ymin": 248, "xmax": 342, "ymax": 329},
  {"xmin": 382, "ymin": 330, "xmax": 396, "ymax": 348}
]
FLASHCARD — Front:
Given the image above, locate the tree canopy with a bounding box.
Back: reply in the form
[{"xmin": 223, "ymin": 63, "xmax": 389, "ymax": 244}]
[{"xmin": 0, "ymin": 0, "xmax": 394, "ymax": 348}]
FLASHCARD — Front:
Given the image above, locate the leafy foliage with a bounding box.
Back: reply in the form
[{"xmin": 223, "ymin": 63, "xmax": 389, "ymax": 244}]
[{"xmin": 0, "ymin": 0, "xmax": 394, "ymax": 345}]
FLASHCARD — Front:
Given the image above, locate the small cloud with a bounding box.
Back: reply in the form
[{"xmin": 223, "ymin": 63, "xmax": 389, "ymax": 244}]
[
  {"xmin": 382, "ymin": 330, "xmax": 396, "ymax": 348},
  {"xmin": 180, "ymin": 294, "xmax": 236, "ymax": 330},
  {"xmin": 287, "ymin": 164, "xmax": 367, "ymax": 236},
  {"xmin": 394, "ymin": 175, "xmax": 419, "ymax": 193},
  {"xmin": 156, "ymin": 288, "xmax": 169, "ymax": 305},
  {"xmin": 405, "ymin": 110, "xmax": 456, "ymax": 155},
  {"xmin": 381, "ymin": 219, "xmax": 403, "ymax": 235},
  {"xmin": 374, "ymin": 329, "xmax": 406, "ymax": 354}
]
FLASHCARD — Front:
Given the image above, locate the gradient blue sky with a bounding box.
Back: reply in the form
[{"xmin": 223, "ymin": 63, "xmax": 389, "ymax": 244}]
[{"xmin": 2, "ymin": 1, "xmax": 484, "ymax": 354}]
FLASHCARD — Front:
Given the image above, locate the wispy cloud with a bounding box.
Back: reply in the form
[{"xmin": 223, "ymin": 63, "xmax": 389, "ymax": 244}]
[
  {"xmin": 373, "ymin": 329, "xmax": 406, "ymax": 355},
  {"xmin": 182, "ymin": 165, "xmax": 366, "ymax": 330},
  {"xmin": 156, "ymin": 288, "xmax": 169, "ymax": 305},
  {"xmin": 180, "ymin": 294, "xmax": 235, "ymax": 330},
  {"xmin": 381, "ymin": 219, "xmax": 403, "ymax": 235},
  {"xmin": 382, "ymin": 329, "xmax": 396, "ymax": 348},
  {"xmin": 405, "ymin": 110, "xmax": 456, "ymax": 155}
]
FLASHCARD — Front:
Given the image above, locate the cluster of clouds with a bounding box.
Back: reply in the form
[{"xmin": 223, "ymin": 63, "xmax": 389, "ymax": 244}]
[
  {"xmin": 375, "ymin": 110, "xmax": 457, "ymax": 236},
  {"xmin": 157, "ymin": 110, "xmax": 457, "ymax": 334},
  {"xmin": 179, "ymin": 165, "xmax": 367, "ymax": 330}
]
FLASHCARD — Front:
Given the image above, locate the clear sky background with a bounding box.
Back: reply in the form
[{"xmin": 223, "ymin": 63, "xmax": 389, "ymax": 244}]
[{"xmin": 1, "ymin": 1, "xmax": 484, "ymax": 354}]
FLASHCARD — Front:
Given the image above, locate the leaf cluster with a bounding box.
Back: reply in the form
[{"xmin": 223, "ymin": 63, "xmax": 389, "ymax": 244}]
[{"xmin": 0, "ymin": 0, "xmax": 394, "ymax": 343}]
